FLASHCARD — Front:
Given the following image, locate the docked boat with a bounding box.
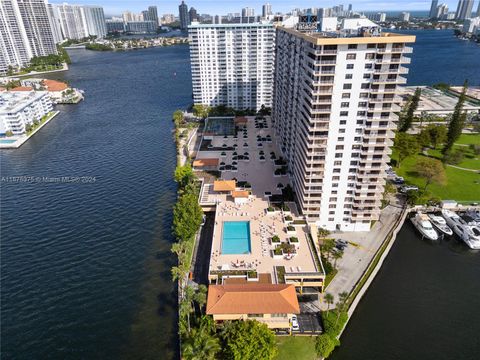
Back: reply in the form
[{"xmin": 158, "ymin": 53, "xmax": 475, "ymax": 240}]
[
  {"xmin": 427, "ymin": 213, "xmax": 453, "ymax": 236},
  {"xmin": 410, "ymin": 213, "xmax": 438, "ymax": 241},
  {"xmin": 464, "ymin": 209, "xmax": 480, "ymax": 225},
  {"xmin": 441, "ymin": 209, "xmax": 480, "ymax": 250}
]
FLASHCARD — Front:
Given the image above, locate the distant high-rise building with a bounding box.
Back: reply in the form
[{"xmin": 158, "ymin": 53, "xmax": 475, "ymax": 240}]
[
  {"xmin": 147, "ymin": 6, "xmax": 159, "ymax": 26},
  {"xmin": 429, "ymin": 0, "xmax": 439, "ymax": 18},
  {"xmin": 126, "ymin": 21, "xmax": 156, "ymax": 34},
  {"xmin": 161, "ymin": 14, "xmax": 176, "ymax": 24},
  {"xmin": 213, "ymin": 15, "xmax": 222, "ymax": 24},
  {"xmin": 179, "ymin": 1, "xmax": 189, "ymax": 30},
  {"xmin": 189, "ymin": 7, "xmax": 198, "ymax": 22},
  {"xmin": 455, "ymin": 0, "xmax": 474, "ymax": 20},
  {"xmin": 273, "ymin": 26, "xmax": 415, "ymax": 231},
  {"xmin": 189, "ymin": 23, "xmax": 275, "ymax": 111},
  {"xmin": 477, "ymin": 0, "xmax": 480, "ymax": 16},
  {"xmin": 348, "ymin": 4, "xmax": 353, "ymax": 12},
  {"xmin": 122, "ymin": 11, "xmax": 134, "ymax": 23},
  {"xmin": 81, "ymin": 6, "xmax": 107, "ymax": 38},
  {"xmin": 400, "ymin": 12, "xmax": 410, "ymax": 22},
  {"xmin": 318, "ymin": 8, "xmax": 333, "ymax": 18},
  {"xmin": 106, "ymin": 19, "xmax": 125, "ymax": 33},
  {"xmin": 242, "ymin": 7, "xmax": 254, "ymax": 17},
  {"xmin": 262, "ymin": 3, "xmax": 272, "ymax": 18},
  {"xmin": 436, "ymin": 4, "xmax": 449, "ymax": 18},
  {"xmin": 368, "ymin": 12, "xmax": 386, "ymax": 22},
  {"xmin": 47, "ymin": 4, "xmax": 64, "ymax": 44}
]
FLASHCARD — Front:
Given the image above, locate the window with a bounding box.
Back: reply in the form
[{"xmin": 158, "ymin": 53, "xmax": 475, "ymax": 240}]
[
  {"xmin": 335, "ymin": 153, "xmax": 343, "ymax": 158},
  {"xmin": 343, "ymin": 84, "xmax": 352, "ymax": 90},
  {"xmin": 329, "ymin": 204, "xmax": 336, "ymax": 209},
  {"xmin": 356, "ymin": 120, "xmax": 364, "ymax": 125},
  {"xmin": 361, "ymin": 83, "xmax": 370, "ymax": 89},
  {"xmin": 334, "ymin": 161, "xmax": 342, "ymax": 165},
  {"xmin": 365, "ymin": 63, "xmax": 373, "ymax": 69},
  {"xmin": 346, "ymin": 64, "xmax": 354, "ymax": 69},
  {"xmin": 348, "ymin": 44, "xmax": 358, "ymax": 49},
  {"xmin": 336, "ymin": 145, "xmax": 344, "ymax": 150},
  {"xmin": 346, "ymin": 53, "xmax": 356, "ymax": 60},
  {"xmin": 342, "ymin": 93, "xmax": 351, "ymax": 99},
  {"xmin": 341, "ymin": 102, "xmax": 349, "ymax": 108},
  {"xmin": 329, "ymin": 211, "xmax": 335, "ymax": 215},
  {"xmin": 339, "ymin": 128, "xmax": 346, "ymax": 133},
  {"xmin": 358, "ymin": 102, "xmax": 368, "ymax": 107},
  {"xmin": 340, "ymin": 111, "xmax": 348, "ymax": 116},
  {"xmin": 340, "ymin": 120, "xmax": 347, "ymax": 125},
  {"xmin": 337, "ymin": 137, "xmax": 344, "ymax": 141},
  {"xmin": 357, "ymin": 111, "xmax": 366, "ymax": 116},
  {"xmin": 329, "ymin": 197, "xmax": 337, "ymax": 201},
  {"xmin": 345, "ymin": 74, "xmax": 353, "ymax": 79},
  {"xmin": 363, "ymin": 73, "xmax": 371, "ymax": 79}
]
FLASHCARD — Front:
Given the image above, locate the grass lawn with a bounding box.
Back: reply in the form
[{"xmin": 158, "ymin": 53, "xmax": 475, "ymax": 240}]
[
  {"xmin": 276, "ymin": 336, "xmax": 317, "ymax": 360},
  {"xmin": 396, "ymin": 154, "xmax": 480, "ymax": 202},
  {"xmin": 456, "ymin": 133, "xmax": 480, "ymax": 146},
  {"xmin": 427, "ymin": 147, "xmax": 479, "ymax": 170}
]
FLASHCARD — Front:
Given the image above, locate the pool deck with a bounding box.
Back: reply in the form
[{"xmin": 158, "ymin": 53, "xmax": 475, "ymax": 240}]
[
  {"xmin": 195, "ymin": 116, "xmax": 323, "ymax": 285},
  {"xmin": 0, "ymin": 111, "xmax": 59, "ymax": 149}
]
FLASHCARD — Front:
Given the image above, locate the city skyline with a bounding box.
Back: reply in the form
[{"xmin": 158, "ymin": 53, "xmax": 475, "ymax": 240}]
[{"xmin": 48, "ymin": 0, "xmax": 467, "ymax": 17}]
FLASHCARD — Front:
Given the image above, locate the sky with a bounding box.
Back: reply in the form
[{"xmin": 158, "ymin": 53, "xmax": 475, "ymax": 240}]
[{"xmin": 49, "ymin": 0, "xmax": 465, "ymax": 17}]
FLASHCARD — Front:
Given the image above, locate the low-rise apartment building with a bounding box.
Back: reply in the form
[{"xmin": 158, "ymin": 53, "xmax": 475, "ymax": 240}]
[{"xmin": 0, "ymin": 90, "xmax": 53, "ymax": 135}]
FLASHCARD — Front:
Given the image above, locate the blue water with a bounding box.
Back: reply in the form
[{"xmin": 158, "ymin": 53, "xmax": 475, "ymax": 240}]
[
  {"xmin": 398, "ymin": 29, "xmax": 480, "ymax": 86},
  {"xmin": 0, "ymin": 139, "xmax": 17, "ymax": 144},
  {"xmin": 0, "ymin": 45, "xmax": 190, "ymax": 359},
  {"xmin": 0, "ymin": 29, "xmax": 479, "ymax": 360},
  {"xmin": 222, "ymin": 221, "xmax": 251, "ymax": 254}
]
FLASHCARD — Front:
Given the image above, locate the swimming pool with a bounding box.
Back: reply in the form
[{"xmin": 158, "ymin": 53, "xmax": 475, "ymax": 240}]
[
  {"xmin": 222, "ymin": 221, "xmax": 251, "ymax": 254},
  {"xmin": 0, "ymin": 139, "xmax": 17, "ymax": 144}
]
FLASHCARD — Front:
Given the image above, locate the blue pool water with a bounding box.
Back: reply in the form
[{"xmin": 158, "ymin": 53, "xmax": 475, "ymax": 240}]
[
  {"xmin": 222, "ymin": 221, "xmax": 251, "ymax": 254},
  {"xmin": 0, "ymin": 139, "xmax": 17, "ymax": 144}
]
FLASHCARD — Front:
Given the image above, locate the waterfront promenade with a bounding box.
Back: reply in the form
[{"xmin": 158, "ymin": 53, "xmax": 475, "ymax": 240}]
[{"xmin": 320, "ymin": 196, "xmax": 405, "ymax": 310}]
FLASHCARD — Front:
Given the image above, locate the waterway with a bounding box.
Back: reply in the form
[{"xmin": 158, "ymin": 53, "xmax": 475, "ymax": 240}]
[
  {"xmin": 0, "ymin": 45, "xmax": 191, "ymax": 359},
  {"xmin": 331, "ymin": 223, "xmax": 480, "ymax": 360},
  {"xmin": 0, "ymin": 29, "xmax": 479, "ymax": 359}
]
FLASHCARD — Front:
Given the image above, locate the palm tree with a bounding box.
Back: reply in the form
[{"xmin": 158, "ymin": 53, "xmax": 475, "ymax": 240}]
[
  {"xmin": 335, "ymin": 291, "xmax": 349, "ymax": 326},
  {"xmin": 332, "ymin": 250, "xmax": 344, "ymax": 270},
  {"xmin": 182, "ymin": 323, "xmax": 221, "ymax": 360},
  {"xmin": 324, "ymin": 293, "xmax": 334, "ymax": 315},
  {"xmin": 194, "ymin": 285, "xmax": 208, "ymax": 315}
]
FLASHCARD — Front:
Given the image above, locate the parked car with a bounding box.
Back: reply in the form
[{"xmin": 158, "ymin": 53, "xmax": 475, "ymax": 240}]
[
  {"xmin": 400, "ymin": 185, "xmax": 419, "ymax": 193},
  {"xmin": 291, "ymin": 315, "xmax": 300, "ymax": 331},
  {"xmin": 335, "ymin": 243, "xmax": 346, "ymax": 251},
  {"xmin": 336, "ymin": 239, "xmax": 348, "ymax": 246},
  {"xmin": 393, "ymin": 177, "xmax": 405, "ymax": 184}
]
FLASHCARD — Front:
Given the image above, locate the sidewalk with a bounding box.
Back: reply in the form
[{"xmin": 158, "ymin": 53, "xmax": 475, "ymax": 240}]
[{"xmin": 319, "ymin": 197, "xmax": 404, "ymax": 310}]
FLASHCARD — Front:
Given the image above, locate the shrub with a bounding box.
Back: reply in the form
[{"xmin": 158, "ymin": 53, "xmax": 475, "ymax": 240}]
[
  {"xmin": 287, "ymin": 225, "xmax": 295, "ymax": 232},
  {"xmin": 267, "ymin": 206, "xmax": 275, "ymax": 212},
  {"xmin": 271, "ymin": 235, "xmax": 280, "ymax": 243},
  {"xmin": 444, "ymin": 150, "xmax": 464, "ymax": 165},
  {"xmin": 315, "ymin": 334, "xmax": 339, "ymax": 359},
  {"xmin": 289, "ymin": 237, "xmax": 299, "ymax": 243},
  {"xmin": 5, "ymin": 130, "xmax": 13, "ymax": 137},
  {"xmin": 284, "ymin": 215, "xmax": 293, "ymax": 221}
]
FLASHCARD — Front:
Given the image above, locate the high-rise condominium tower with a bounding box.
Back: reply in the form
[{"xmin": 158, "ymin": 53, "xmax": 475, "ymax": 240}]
[
  {"xmin": 429, "ymin": 0, "xmax": 439, "ymax": 18},
  {"xmin": 179, "ymin": 1, "xmax": 189, "ymax": 30},
  {"xmin": 262, "ymin": 3, "xmax": 272, "ymax": 18},
  {"xmin": 455, "ymin": 0, "xmax": 474, "ymax": 20},
  {"xmin": 272, "ymin": 27, "xmax": 415, "ymax": 231},
  {"xmin": 189, "ymin": 23, "xmax": 275, "ymax": 111},
  {"xmin": 0, "ymin": 0, "xmax": 57, "ymax": 75}
]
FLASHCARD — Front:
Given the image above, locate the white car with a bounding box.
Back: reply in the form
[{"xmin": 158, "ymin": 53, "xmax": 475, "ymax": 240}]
[{"xmin": 291, "ymin": 315, "xmax": 300, "ymax": 331}]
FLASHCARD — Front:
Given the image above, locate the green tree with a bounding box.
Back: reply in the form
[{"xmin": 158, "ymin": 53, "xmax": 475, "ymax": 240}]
[
  {"xmin": 318, "ymin": 227, "xmax": 331, "ymax": 239},
  {"xmin": 443, "ymin": 81, "xmax": 468, "ymax": 155},
  {"xmin": 414, "ymin": 157, "xmax": 446, "ymax": 191},
  {"xmin": 399, "ymin": 87, "xmax": 421, "ymax": 132},
  {"xmin": 220, "ymin": 320, "xmax": 277, "ymax": 360},
  {"xmin": 192, "ymin": 104, "xmax": 210, "ymax": 119},
  {"xmin": 425, "ymin": 123, "xmax": 447, "ymax": 149},
  {"xmin": 320, "ymin": 238, "xmax": 336, "ymax": 262},
  {"xmin": 332, "ymin": 249, "xmax": 344, "ymax": 270},
  {"xmin": 417, "ymin": 128, "xmax": 432, "ymax": 148},
  {"xmin": 174, "ymin": 164, "xmax": 194, "ymax": 188},
  {"xmin": 194, "ymin": 284, "xmax": 208, "ymax": 315},
  {"xmin": 182, "ymin": 317, "xmax": 221, "ymax": 360},
  {"xmin": 315, "ymin": 334, "xmax": 339, "ymax": 359},
  {"xmin": 173, "ymin": 110, "xmax": 184, "ymax": 126},
  {"xmin": 444, "ymin": 150, "xmax": 465, "ymax": 165},
  {"xmin": 173, "ymin": 191, "xmax": 203, "ymax": 241},
  {"xmin": 324, "ymin": 293, "xmax": 334, "ymax": 314},
  {"xmin": 394, "ymin": 132, "xmax": 420, "ymax": 168},
  {"xmin": 335, "ymin": 292, "xmax": 349, "ymax": 326}
]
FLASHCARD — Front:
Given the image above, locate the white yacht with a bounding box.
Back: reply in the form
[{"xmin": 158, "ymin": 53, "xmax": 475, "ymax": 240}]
[
  {"xmin": 442, "ymin": 209, "xmax": 480, "ymax": 250},
  {"xmin": 427, "ymin": 213, "xmax": 453, "ymax": 236},
  {"xmin": 410, "ymin": 213, "xmax": 438, "ymax": 241},
  {"xmin": 464, "ymin": 209, "xmax": 480, "ymax": 225}
]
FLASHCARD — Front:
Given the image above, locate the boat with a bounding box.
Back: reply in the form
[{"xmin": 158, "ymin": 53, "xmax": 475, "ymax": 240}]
[
  {"xmin": 410, "ymin": 213, "xmax": 438, "ymax": 241},
  {"xmin": 427, "ymin": 213, "xmax": 453, "ymax": 236},
  {"xmin": 441, "ymin": 209, "xmax": 480, "ymax": 250},
  {"xmin": 464, "ymin": 209, "xmax": 480, "ymax": 225}
]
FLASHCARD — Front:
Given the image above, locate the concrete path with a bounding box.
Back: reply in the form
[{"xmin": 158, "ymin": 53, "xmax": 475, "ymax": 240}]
[{"xmin": 319, "ymin": 196, "xmax": 404, "ymax": 310}]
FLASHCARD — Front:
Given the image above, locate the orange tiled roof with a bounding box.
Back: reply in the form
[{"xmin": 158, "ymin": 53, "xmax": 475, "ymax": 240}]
[
  {"xmin": 42, "ymin": 79, "xmax": 68, "ymax": 92},
  {"xmin": 193, "ymin": 158, "xmax": 219, "ymax": 167},
  {"xmin": 10, "ymin": 86, "xmax": 33, "ymax": 91},
  {"xmin": 213, "ymin": 180, "xmax": 236, "ymax": 192},
  {"xmin": 231, "ymin": 190, "xmax": 249, "ymax": 198},
  {"xmin": 207, "ymin": 284, "xmax": 300, "ymax": 315}
]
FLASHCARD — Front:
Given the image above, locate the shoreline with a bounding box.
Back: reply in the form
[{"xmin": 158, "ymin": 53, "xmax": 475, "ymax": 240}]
[
  {"xmin": 6, "ymin": 63, "xmax": 69, "ymax": 79},
  {"xmin": 0, "ymin": 111, "xmax": 60, "ymax": 149}
]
